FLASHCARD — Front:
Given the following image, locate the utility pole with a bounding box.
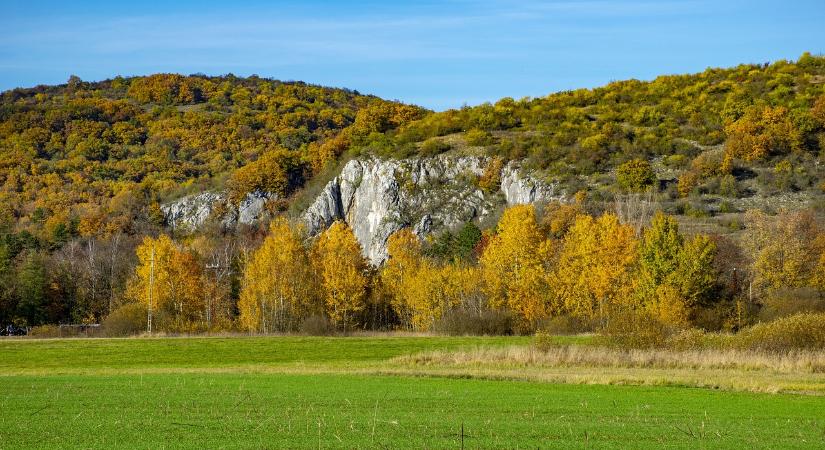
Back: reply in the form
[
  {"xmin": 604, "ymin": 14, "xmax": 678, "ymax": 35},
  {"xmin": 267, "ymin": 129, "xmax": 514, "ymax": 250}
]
[
  {"xmin": 147, "ymin": 246, "xmax": 155, "ymax": 334},
  {"xmin": 205, "ymin": 262, "xmax": 220, "ymax": 330}
]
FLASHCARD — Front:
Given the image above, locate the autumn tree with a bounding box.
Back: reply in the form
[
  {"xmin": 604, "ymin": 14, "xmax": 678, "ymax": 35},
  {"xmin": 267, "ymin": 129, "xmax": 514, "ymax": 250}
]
[
  {"xmin": 311, "ymin": 221, "xmax": 368, "ymax": 329},
  {"xmin": 552, "ymin": 213, "xmax": 638, "ymax": 326},
  {"xmin": 129, "ymin": 234, "xmax": 205, "ymax": 331},
  {"xmin": 381, "ymin": 229, "xmax": 424, "ymax": 329},
  {"xmin": 478, "ymin": 157, "xmax": 503, "ymax": 193},
  {"xmin": 744, "ymin": 210, "xmax": 823, "ymax": 297},
  {"xmin": 811, "ymin": 94, "xmax": 825, "ymax": 128},
  {"xmin": 724, "ymin": 106, "xmax": 802, "ymax": 161},
  {"xmin": 541, "ymin": 200, "xmax": 582, "ymax": 238},
  {"xmin": 637, "ymin": 212, "xmax": 717, "ymax": 327},
  {"xmin": 402, "ymin": 262, "xmax": 447, "ymax": 330},
  {"xmin": 438, "ymin": 264, "xmax": 486, "ymax": 317},
  {"xmin": 813, "ymin": 233, "xmax": 825, "ymax": 295},
  {"xmin": 480, "ymin": 205, "xmax": 554, "ymax": 329},
  {"xmin": 189, "ymin": 235, "xmax": 237, "ymax": 330},
  {"xmin": 383, "ymin": 228, "xmax": 486, "ymax": 330},
  {"xmin": 238, "ymin": 218, "xmax": 318, "ymax": 333},
  {"xmin": 616, "ymin": 159, "xmax": 656, "ymax": 192},
  {"xmin": 227, "ymin": 148, "xmax": 307, "ymax": 203}
]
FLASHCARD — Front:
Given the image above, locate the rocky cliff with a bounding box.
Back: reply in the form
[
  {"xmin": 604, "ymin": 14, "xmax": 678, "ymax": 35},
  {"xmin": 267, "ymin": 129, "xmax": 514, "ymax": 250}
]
[
  {"xmin": 162, "ymin": 191, "xmax": 276, "ymax": 232},
  {"xmin": 162, "ymin": 155, "xmax": 564, "ymax": 263},
  {"xmin": 500, "ymin": 162, "xmax": 562, "ymax": 205},
  {"xmin": 303, "ymin": 156, "xmax": 564, "ymax": 264}
]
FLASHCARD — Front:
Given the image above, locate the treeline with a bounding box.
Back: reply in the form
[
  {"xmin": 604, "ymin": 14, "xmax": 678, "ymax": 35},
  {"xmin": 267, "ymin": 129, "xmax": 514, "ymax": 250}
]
[{"xmin": 76, "ymin": 200, "xmax": 823, "ymax": 336}]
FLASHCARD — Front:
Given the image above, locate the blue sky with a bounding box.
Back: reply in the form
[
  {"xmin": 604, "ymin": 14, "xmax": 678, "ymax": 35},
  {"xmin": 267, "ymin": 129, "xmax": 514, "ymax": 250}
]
[{"xmin": 1, "ymin": 1, "xmax": 823, "ymax": 110}]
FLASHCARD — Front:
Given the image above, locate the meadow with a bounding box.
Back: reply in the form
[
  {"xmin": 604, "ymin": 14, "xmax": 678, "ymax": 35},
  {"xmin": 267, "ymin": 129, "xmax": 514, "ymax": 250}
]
[{"xmin": 1, "ymin": 335, "xmax": 823, "ymax": 448}]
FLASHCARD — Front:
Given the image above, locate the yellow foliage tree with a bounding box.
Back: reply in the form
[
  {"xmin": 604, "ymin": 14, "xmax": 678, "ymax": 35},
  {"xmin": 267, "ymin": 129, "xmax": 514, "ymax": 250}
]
[
  {"xmin": 238, "ymin": 218, "xmax": 318, "ymax": 333},
  {"xmin": 382, "ymin": 229, "xmax": 484, "ymax": 331},
  {"xmin": 381, "ymin": 229, "xmax": 424, "ymax": 329},
  {"xmin": 745, "ymin": 210, "xmax": 823, "ymax": 296},
  {"xmin": 402, "ymin": 262, "xmax": 446, "ymax": 330},
  {"xmin": 227, "ymin": 148, "xmax": 305, "ymax": 203},
  {"xmin": 724, "ymin": 106, "xmax": 802, "ymax": 162},
  {"xmin": 552, "ymin": 213, "xmax": 638, "ymax": 325},
  {"xmin": 311, "ymin": 221, "xmax": 368, "ymax": 329},
  {"xmin": 480, "ymin": 205, "xmax": 555, "ymax": 328},
  {"xmin": 130, "ymin": 234, "xmax": 205, "ymax": 330},
  {"xmin": 541, "ymin": 201, "xmax": 583, "ymax": 238},
  {"xmin": 438, "ymin": 264, "xmax": 485, "ymax": 317},
  {"xmin": 813, "ymin": 233, "xmax": 825, "ymax": 295}
]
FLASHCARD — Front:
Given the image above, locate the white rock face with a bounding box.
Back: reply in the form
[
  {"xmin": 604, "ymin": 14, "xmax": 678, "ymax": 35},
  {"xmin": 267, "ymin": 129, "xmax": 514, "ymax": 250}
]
[
  {"xmin": 161, "ymin": 155, "xmax": 564, "ymax": 264},
  {"xmin": 161, "ymin": 191, "xmax": 276, "ymax": 231},
  {"xmin": 162, "ymin": 192, "xmax": 225, "ymax": 232},
  {"xmin": 236, "ymin": 191, "xmax": 276, "ymax": 225},
  {"xmin": 303, "ymin": 155, "xmax": 565, "ymax": 264},
  {"xmin": 500, "ymin": 162, "xmax": 563, "ymax": 206},
  {"xmin": 304, "ymin": 155, "xmax": 496, "ymax": 264}
]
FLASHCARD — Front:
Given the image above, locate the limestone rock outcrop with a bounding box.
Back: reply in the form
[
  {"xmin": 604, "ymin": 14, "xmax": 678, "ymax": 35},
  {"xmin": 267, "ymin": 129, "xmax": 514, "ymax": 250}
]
[
  {"xmin": 161, "ymin": 155, "xmax": 564, "ymax": 264},
  {"xmin": 500, "ymin": 162, "xmax": 562, "ymax": 206},
  {"xmin": 162, "ymin": 191, "xmax": 275, "ymax": 231},
  {"xmin": 304, "ymin": 156, "xmax": 494, "ymax": 264},
  {"xmin": 303, "ymin": 156, "xmax": 564, "ymax": 264}
]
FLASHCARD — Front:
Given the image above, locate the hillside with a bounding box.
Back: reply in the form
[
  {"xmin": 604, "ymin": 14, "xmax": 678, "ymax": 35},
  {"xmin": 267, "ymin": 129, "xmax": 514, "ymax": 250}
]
[
  {"xmin": 0, "ymin": 73, "xmax": 425, "ymax": 240},
  {"xmin": 1, "ymin": 54, "xmax": 825, "ymax": 329},
  {"xmin": 356, "ymin": 53, "xmax": 825, "ymax": 213}
]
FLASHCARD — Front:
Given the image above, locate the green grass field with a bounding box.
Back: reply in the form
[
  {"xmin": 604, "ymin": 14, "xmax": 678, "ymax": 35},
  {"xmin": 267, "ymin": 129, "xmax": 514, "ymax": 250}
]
[{"xmin": 1, "ymin": 336, "xmax": 823, "ymax": 448}]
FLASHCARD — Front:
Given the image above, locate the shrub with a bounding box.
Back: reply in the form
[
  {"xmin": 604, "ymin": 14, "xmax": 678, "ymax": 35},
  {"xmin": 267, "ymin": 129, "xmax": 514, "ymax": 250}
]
[
  {"xmin": 539, "ymin": 315, "xmax": 590, "ymax": 335},
  {"xmin": 773, "ymin": 159, "xmax": 794, "ymax": 190},
  {"xmin": 665, "ymin": 328, "xmax": 734, "ymax": 350},
  {"xmin": 677, "ymin": 170, "xmax": 700, "ymax": 197},
  {"xmin": 434, "ymin": 308, "xmax": 513, "ymax": 336},
  {"xmin": 102, "ymin": 302, "xmax": 147, "ymax": 337},
  {"xmin": 300, "ymin": 315, "xmax": 336, "ymax": 336},
  {"xmin": 533, "ymin": 330, "xmax": 558, "ymax": 352},
  {"xmin": 732, "ymin": 312, "xmax": 825, "ymax": 351},
  {"xmin": 664, "ymin": 328, "xmax": 709, "ymax": 351},
  {"xmin": 29, "ymin": 324, "xmax": 103, "ymax": 338},
  {"xmin": 684, "ymin": 202, "xmax": 710, "ymax": 218},
  {"xmin": 719, "ymin": 174, "xmax": 739, "ymax": 197},
  {"xmin": 720, "ymin": 217, "xmax": 744, "ymax": 230},
  {"xmin": 419, "ymin": 138, "xmax": 451, "ymax": 156},
  {"xmin": 664, "ymin": 154, "xmax": 688, "ymax": 168},
  {"xmin": 597, "ymin": 309, "xmax": 673, "ymax": 348},
  {"xmin": 690, "ymin": 150, "xmax": 725, "ymax": 177},
  {"xmin": 478, "ymin": 157, "xmax": 503, "ymax": 193},
  {"xmin": 465, "ymin": 128, "xmax": 495, "ymax": 146},
  {"xmin": 28, "ymin": 324, "xmax": 61, "ymax": 338},
  {"xmin": 616, "ymin": 159, "xmax": 656, "ymax": 192},
  {"xmin": 718, "ymin": 200, "xmax": 736, "ymax": 214},
  {"xmin": 758, "ymin": 288, "xmax": 825, "ymax": 321}
]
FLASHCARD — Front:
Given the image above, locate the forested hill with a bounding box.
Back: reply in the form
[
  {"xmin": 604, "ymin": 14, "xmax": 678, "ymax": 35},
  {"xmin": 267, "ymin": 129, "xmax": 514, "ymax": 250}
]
[
  {"xmin": 0, "ymin": 74, "xmax": 425, "ymax": 240},
  {"xmin": 2, "ymin": 54, "xmax": 825, "ymax": 329},
  {"xmin": 3, "ymin": 54, "xmax": 825, "ymax": 243}
]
